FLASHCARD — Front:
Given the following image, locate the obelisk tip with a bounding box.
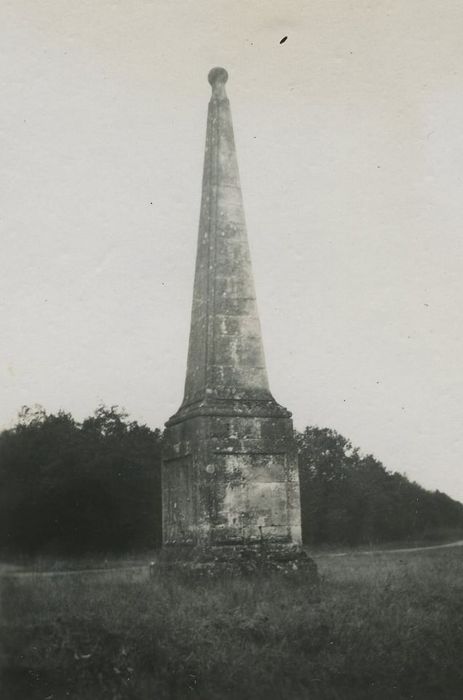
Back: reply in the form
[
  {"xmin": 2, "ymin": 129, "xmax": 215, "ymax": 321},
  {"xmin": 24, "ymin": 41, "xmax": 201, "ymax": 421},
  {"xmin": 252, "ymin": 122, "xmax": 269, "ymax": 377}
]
[
  {"xmin": 208, "ymin": 67, "xmax": 228, "ymax": 87},
  {"xmin": 208, "ymin": 67, "xmax": 229, "ymax": 98}
]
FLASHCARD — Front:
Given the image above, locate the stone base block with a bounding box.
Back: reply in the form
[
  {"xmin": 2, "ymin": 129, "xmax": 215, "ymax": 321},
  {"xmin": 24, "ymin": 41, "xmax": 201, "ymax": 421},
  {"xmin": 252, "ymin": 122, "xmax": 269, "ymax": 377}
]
[{"xmin": 151, "ymin": 545, "xmax": 320, "ymax": 598}]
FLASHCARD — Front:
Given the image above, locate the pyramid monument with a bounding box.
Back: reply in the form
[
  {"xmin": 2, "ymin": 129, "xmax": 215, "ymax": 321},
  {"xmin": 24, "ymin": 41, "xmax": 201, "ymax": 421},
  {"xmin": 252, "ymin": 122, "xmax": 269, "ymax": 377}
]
[{"xmin": 161, "ymin": 68, "xmax": 316, "ymax": 577}]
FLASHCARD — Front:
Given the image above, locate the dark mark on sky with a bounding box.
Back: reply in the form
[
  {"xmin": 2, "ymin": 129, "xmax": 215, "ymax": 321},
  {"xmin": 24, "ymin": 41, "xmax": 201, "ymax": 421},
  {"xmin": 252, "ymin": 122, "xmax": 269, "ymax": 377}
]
[{"xmin": 280, "ymin": 36, "xmax": 288, "ymax": 44}]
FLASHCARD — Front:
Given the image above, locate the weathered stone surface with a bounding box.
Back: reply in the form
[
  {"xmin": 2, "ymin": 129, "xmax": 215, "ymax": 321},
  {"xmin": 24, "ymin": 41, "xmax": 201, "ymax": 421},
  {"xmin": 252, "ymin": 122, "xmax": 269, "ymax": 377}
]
[
  {"xmin": 162, "ymin": 68, "xmax": 313, "ymax": 579},
  {"xmin": 163, "ymin": 410, "xmax": 301, "ymax": 546}
]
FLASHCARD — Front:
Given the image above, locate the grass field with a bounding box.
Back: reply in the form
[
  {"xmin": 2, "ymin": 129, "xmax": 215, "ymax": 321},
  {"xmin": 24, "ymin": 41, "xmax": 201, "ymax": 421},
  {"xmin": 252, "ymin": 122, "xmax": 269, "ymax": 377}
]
[{"xmin": 1, "ymin": 548, "xmax": 463, "ymax": 699}]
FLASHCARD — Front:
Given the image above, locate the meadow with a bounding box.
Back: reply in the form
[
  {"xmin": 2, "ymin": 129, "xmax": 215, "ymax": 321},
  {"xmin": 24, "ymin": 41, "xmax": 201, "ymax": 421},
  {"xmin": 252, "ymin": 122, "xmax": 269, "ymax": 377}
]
[{"xmin": 1, "ymin": 548, "xmax": 463, "ymax": 700}]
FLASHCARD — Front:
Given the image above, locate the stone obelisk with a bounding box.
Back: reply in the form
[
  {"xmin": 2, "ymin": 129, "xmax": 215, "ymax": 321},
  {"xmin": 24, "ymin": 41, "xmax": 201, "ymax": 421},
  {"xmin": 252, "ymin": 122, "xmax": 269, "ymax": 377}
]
[{"xmin": 162, "ymin": 69, "xmax": 314, "ymax": 575}]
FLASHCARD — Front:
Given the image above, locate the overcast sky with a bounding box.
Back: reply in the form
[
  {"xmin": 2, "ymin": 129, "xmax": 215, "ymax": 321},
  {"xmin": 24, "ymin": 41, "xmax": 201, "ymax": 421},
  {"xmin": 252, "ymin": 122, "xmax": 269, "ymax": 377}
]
[{"xmin": 1, "ymin": 1, "xmax": 462, "ymax": 501}]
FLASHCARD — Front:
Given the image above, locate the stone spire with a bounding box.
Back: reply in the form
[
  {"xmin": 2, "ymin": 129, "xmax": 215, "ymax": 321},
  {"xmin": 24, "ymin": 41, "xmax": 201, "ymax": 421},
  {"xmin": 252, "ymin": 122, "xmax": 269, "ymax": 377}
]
[
  {"xmin": 181, "ymin": 67, "xmax": 273, "ymax": 412},
  {"xmin": 162, "ymin": 68, "xmax": 304, "ymax": 552}
]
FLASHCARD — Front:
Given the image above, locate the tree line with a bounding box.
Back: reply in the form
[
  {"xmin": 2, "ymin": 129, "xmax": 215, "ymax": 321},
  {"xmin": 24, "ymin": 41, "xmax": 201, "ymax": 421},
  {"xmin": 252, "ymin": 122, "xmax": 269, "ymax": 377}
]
[
  {"xmin": 297, "ymin": 427, "xmax": 463, "ymax": 546},
  {"xmin": 0, "ymin": 406, "xmax": 462, "ymax": 556},
  {"xmin": 0, "ymin": 406, "xmax": 161, "ymax": 556}
]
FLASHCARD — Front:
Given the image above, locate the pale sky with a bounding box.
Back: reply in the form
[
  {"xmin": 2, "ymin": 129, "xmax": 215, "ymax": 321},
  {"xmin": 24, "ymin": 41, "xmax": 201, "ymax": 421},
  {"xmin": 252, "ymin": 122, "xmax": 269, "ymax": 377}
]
[{"xmin": 1, "ymin": 1, "xmax": 462, "ymax": 501}]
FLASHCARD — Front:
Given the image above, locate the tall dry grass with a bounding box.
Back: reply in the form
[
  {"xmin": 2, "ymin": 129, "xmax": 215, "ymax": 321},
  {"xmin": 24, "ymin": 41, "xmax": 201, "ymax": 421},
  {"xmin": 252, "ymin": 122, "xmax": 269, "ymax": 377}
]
[{"xmin": 1, "ymin": 549, "xmax": 463, "ymax": 699}]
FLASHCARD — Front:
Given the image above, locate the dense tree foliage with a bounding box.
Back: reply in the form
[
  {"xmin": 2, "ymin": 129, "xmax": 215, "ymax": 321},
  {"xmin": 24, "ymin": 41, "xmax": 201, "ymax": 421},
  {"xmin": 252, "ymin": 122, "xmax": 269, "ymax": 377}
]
[
  {"xmin": 0, "ymin": 406, "xmax": 162, "ymax": 556},
  {"xmin": 1, "ymin": 408, "xmax": 462, "ymax": 556},
  {"xmin": 297, "ymin": 426, "xmax": 463, "ymax": 546}
]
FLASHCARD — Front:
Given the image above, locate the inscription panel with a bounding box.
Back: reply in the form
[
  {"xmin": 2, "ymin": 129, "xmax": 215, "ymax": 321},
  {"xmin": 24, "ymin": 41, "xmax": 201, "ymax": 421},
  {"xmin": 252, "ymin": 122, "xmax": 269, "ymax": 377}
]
[{"xmin": 213, "ymin": 453, "xmax": 290, "ymax": 543}]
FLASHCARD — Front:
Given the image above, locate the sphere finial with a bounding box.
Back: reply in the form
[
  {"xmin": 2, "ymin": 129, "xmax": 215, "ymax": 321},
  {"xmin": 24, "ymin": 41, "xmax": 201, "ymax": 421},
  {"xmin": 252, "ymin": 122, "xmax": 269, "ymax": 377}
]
[{"xmin": 208, "ymin": 67, "xmax": 229, "ymax": 87}]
